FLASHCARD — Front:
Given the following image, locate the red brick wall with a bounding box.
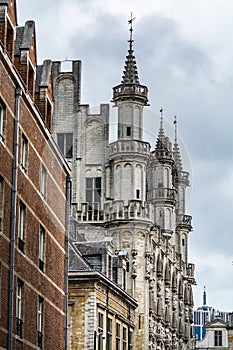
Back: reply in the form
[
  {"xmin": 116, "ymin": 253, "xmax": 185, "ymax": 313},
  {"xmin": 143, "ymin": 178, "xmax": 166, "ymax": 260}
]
[{"xmin": 0, "ymin": 25, "xmax": 68, "ymax": 350}]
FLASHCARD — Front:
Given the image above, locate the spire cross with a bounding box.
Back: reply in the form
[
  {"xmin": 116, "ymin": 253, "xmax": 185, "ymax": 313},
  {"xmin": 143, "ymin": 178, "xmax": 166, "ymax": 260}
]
[{"xmin": 128, "ymin": 13, "xmax": 136, "ymax": 50}]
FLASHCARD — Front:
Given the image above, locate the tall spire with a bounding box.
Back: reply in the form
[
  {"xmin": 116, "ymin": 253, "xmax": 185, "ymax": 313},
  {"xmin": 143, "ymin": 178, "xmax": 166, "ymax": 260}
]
[
  {"xmin": 155, "ymin": 108, "xmax": 173, "ymax": 163},
  {"xmin": 157, "ymin": 107, "xmax": 165, "ymax": 140},
  {"xmin": 173, "ymin": 116, "xmax": 183, "ymax": 171},
  {"xmin": 121, "ymin": 13, "xmax": 139, "ymax": 85},
  {"xmin": 112, "ymin": 14, "xmax": 148, "ymax": 105}
]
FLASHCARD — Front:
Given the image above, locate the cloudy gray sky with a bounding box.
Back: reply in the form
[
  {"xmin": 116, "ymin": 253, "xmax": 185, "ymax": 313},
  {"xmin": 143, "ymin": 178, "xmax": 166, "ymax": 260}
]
[{"xmin": 18, "ymin": 0, "xmax": 233, "ymax": 311}]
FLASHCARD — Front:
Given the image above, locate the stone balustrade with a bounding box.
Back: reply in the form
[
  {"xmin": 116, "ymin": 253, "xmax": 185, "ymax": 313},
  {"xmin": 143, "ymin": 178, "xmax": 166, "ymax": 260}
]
[
  {"xmin": 109, "ymin": 139, "xmax": 150, "ymax": 157},
  {"xmin": 147, "ymin": 188, "xmax": 176, "ymax": 201},
  {"xmin": 76, "ymin": 200, "xmax": 153, "ymax": 223}
]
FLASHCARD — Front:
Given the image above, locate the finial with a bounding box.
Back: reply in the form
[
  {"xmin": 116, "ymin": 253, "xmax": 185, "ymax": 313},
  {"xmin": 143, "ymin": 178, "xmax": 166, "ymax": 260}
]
[
  {"xmin": 128, "ymin": 13, "xmax": 136, "ymax": 51},
  {"xmin": 174, "ymin": 116, "xmax": 177, "ymax": 143},
  {"xmin": 159, "ymin": 107, "xmax": 164, "ymax": 131}
]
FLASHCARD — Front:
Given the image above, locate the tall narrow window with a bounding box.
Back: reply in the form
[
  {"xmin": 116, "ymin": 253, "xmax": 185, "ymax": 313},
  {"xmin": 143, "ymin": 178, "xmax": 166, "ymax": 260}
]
[
  {"xmin": 116, "ymin": 323, "xmax": 120, "ymax": 350},
  {"xmin": 107, "ymin": 317, "xmax": 112, "ymax": 350},
  {"xmin": 0, "ymin": 176, "xmax": 3, "ymax": 231},
  {"xmin": 86, "ymin": 177, "xmax": 101, "ymax": 220},
  {"xmin": 18, "ymin": 202, "xmax": 26, "ymax": 253},
  {"xmin": 39, "ymin": 226, "xmax": 45, "ymax": 272},
  {"xmin": 16, "ymin": 280, "xmax": 23, "ymax": 338},
  {"xmin": 122, "ymin": 326, "xmax": 127, "ymax": 350},
  {"xmin": 214, "ymin": 330, "xmax": 222, "ymax": 346},
  {"xmin": 57, "ymin": 133, "xmax": 73, "ymax": 158},
  {"xmin": 21, "ymin": 134, "xmax": 28, "ymax": 173},
  {"xmin": 38, "ymin": 296, "xmax": 44, "ymax": 349},
  {"xmin": 98, "ymin": 312, "xmax": 104, "ymax": 350},
  {"xmin": 0, "ymin": 100, "xmax": 5, "ymax": 142},
  {"xmin": 41, "ymin": 165, "xmax": 47, "ymax": 199},
  {"xmin": 129, "ymin": 330, "xmax": 133, "ymax": 350}
]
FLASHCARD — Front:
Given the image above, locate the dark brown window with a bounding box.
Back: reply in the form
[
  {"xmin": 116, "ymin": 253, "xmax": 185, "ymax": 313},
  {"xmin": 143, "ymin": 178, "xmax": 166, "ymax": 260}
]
[{"xmin": 57, "ymin": 133, "xmax": 73, "ymax": 158}]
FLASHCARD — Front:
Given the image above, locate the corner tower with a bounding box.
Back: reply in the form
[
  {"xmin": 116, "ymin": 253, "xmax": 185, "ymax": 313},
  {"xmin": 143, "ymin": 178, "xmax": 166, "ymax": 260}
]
[
  {"xmin": 112, "ymin": 15, "xmax": 148, "ymax": 141},
  {"xmin": 109, "ymin": 17, "xmax": 150, "ymax": 204}
]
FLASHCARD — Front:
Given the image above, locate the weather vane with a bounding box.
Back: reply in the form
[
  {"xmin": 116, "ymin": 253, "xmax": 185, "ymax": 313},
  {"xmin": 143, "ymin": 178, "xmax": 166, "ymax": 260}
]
[{"xmin": 128, "ymin": 13, "xmax": 136, "ymax": 50}]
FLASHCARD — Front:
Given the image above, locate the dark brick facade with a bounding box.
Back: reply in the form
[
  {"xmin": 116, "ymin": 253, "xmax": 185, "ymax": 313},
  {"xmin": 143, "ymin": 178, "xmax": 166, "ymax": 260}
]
[{"xmin": 0, "ymin": 1, "xmax": 70, "ymax": 349}]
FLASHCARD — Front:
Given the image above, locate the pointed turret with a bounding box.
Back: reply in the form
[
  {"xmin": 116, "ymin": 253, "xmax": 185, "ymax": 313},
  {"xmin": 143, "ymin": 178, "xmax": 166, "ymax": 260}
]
[
  {"xmin": 112, "ymin": 15, "xmax": 148, "ymax": 106},
  {"xmin": 173, "ymin": 116, "xmax": 183, "ymax": 171},
  {"xmin": 155, "ymin": 108, "xmax": 173, "ymax": 164}
]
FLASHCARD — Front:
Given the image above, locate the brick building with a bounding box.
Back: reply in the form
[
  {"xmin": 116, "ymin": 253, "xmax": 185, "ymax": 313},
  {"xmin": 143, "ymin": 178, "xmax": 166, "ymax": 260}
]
[{"xmin": 0, "ymin": 1, "xmax": 70, "ymax": 349}]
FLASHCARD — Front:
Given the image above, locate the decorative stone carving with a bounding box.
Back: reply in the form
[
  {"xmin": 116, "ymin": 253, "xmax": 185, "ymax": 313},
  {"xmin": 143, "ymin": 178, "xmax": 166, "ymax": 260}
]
[
  {"xmin": 172, "ymin": 294, "xmax": 178, "ymax": 310},
  {"xmin": 165, "ymin": 287, "xmax": 171, "ymax": 304},
  {"xmin": 157, "ymin": 279, "xmax": 163, "ymax": 297}
]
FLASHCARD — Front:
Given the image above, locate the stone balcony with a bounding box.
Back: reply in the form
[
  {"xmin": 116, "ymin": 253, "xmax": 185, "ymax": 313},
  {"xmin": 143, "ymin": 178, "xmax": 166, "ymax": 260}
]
[
  {"xmin": 109, "ymin": 139, "xmax": 150, "ymax": 158},
  {"xmin": 75, "ymin": 200, "xmax": 153, "ymax": 223},
  {"xmin": 112, "ymin": 83, "xmax": 148, "ymax": 104},
  {"xmin": 176, "ymin": 214, "xmax": 192, "ymax": 228},
  {"xmin": 147, "ymin": 188, "xmax": 176, "ymax": 202}
]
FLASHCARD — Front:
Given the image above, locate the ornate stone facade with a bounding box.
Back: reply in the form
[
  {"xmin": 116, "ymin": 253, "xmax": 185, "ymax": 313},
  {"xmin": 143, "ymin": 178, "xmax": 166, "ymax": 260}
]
[{"xmin": 51, "ymin": 24, "xmax": 196, "ymax": 350}]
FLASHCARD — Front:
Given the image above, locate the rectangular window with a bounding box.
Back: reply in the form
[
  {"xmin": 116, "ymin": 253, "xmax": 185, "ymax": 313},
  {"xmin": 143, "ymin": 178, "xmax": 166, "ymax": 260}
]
[
  {"xmin": 18, "ymin": 202, "xmax": 26, "ymax": 253},
  {"xmin": 122, "ymin": 326, "xmax": 127, "ymax": 350},
  {"xmin": 21, "ymin": 134, "xmax": 28, "ymax": 173},
  {"xmin": 38, "ymin": 296, "xmax": 44, "ymax": 349},
  {"xmin": 136, "ymin": 189, "xmax": 140, "ymax": 199},
  {"xmin": 0, "ymin": 100, "xmax": 5, "ymax": 142},
  {"xmin": 98, "ymin": 312, "xmax": 104, "ymax": 350},
  {"xmin": 126, "ymin": 126, "xmax": 131, "ymax": 136},
  {"xmin": 39, "ymin": 226, "xmax": 45, "ymax": 272},
  {"xmin": 107, "ymin": 317, "xmax": 112, "ymax": 350},
  {"xmin": 57, "ymin": 133, "xmax": 73, "ymax": 158},
  {"xmin": 116, "ymin": 323, "xmax": 120, "ymax": 350},
  {"xmin": 41, "ymin": 165, "xmax": 47, "ymax": 199},
  {"xmin": 129, "ymin": 330, "xmax": 133, "ymax": 350},
  {"xmin": 214, "ymin": 330, "xmax": 222, "ymax": 346},
  {"xmin": 86, "ymin": 177, "xmax": 101, "ymax": 220},
  {"xmin": 0, "ymin": 176, "xmax": 4, "ymax": 231},
  {"xmin": 16, "ymin": 280, "xmax": 23, "ymax": 338}
]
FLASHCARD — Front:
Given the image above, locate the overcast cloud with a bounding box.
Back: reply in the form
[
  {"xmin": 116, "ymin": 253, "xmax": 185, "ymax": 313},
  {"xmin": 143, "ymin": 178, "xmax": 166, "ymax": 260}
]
[{"xmin": 18, "ymin": 0, "xmax": 233, "ymax": 311}]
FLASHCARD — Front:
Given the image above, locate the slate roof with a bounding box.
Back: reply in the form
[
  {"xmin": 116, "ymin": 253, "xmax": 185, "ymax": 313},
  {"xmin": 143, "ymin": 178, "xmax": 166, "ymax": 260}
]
[{"xmin": 69, "ymin": 243, "xmax": 92, "ymax": 272}]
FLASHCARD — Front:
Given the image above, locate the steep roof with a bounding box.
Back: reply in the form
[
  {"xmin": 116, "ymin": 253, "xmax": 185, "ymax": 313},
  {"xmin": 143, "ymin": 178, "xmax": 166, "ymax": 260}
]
[{"xmin": 69, "ymin": 243, "xmax": 92, "ymax": 272}]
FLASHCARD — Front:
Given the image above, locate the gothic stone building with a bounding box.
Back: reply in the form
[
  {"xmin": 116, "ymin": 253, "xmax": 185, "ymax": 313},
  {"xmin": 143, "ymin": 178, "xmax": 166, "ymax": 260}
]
[
  {"xmin": 51, "ymin": 26, "xmax": 196, "ymax": 350},
  {"xmin": 0, "ymin": 1, "xmax": 70, "ymax": 349}
]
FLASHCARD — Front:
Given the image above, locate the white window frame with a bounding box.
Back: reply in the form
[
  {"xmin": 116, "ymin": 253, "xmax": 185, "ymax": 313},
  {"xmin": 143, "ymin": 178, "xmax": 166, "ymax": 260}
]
[
  {"xmin": 38, "ymin": 296, "xmax": 44, "ymax": 348},
  {"xmin": 41, "ymin": 165, "xmax": 47, "ymax": 199},
  {"xmin": 21, "ymin": 134, "xmax": 28, "ymax": 173},
  {"xmin": 18, "ymin": 202, "xmax": 26, "ymax": 252},
  {"xmin": 39, "ymin": 226, "xmax": 45, "ymax": 272},
  {"xmin": 16, "ymin": 280, "xmax": 23, "ymax": 338}
]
